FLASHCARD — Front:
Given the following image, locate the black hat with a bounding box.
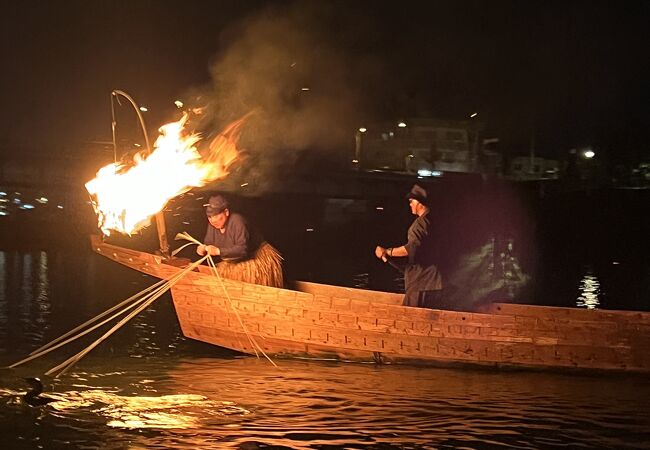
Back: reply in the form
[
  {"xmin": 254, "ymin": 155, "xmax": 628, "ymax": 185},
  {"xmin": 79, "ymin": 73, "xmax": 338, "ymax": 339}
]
[
  {"xmin": 204, "ymin": 195, "xmax": 229, "ymax": 216},
  {"xmin": 405, "ymin": 184, "xmax": 428, "ymax": 205}
]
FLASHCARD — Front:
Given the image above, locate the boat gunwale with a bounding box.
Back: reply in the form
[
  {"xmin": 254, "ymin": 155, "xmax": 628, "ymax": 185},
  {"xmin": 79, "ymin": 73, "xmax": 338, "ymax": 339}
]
[{"xmin": 91, "ymin": 235, "xmax": 650, "ymax": 321}]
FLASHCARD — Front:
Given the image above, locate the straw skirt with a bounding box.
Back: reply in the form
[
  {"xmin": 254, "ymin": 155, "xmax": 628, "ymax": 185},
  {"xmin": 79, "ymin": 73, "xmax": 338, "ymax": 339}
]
[{"xmin": 216, "ymin": 242, "xmax": 284, "ymax": 288}]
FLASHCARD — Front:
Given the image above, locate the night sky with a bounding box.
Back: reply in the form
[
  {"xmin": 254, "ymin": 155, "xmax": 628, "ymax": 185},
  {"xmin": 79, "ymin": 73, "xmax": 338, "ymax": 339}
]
[{"xmin": 1, "ymin": 0, "xmax": 648, "ymax": 163}]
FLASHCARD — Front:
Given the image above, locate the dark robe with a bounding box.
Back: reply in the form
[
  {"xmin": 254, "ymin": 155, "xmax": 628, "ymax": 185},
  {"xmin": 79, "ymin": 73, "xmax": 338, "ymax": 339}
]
[
  {"xmin": 203, "ymin": 213, "xmax": 261, "ymax": 261},
  {"xmin": 403, "ymin": 210, "xmax": 443, "ymax": 307}
]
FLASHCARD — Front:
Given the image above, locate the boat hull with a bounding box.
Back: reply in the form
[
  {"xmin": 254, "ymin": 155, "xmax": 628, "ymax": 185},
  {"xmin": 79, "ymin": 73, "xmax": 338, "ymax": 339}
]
[{"xmin": 91, "ymin": 236, "xmax": 650, "ymax": 373}]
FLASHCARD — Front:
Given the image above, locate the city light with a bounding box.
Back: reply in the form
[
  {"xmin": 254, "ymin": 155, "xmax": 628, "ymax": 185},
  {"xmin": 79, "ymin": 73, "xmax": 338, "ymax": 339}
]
[
  {"xmin": 358, "ymin": 127, "xmax": 367, "ymax": 133},
  {"xmin": 417, "ymin": 169, "xmax": 443, "ymax": 177},
  {"xmin": 174, "ymin": 100, "xmax": 184, "ymax": 108},
  {"xmin": 583, "ymin": 149, "xmax": 595, "ymax": 159},
  {"xmin": 139, "ymin": 106, "xmax": 148, "ymax": 112},
  {"xmin": 470, "ymin": 112, "xmax": 478, "ymax": 118},
  {"xmin": 397, "ymin": 122, "xmax": 407, "ymax": 128}
]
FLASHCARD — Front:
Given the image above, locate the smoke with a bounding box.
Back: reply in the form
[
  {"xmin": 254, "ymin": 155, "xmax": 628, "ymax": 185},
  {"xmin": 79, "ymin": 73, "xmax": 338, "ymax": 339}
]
[
  {"xmin": 185, "ymin": 2, "xmax": 384, "ymax": 192},
  {"xmin": 444, "ymin": 237, "xmax": 531, "ymax": 311}
]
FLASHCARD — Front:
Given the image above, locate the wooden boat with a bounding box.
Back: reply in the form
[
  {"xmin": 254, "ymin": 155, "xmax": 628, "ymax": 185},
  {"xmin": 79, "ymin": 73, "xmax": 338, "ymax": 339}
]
[{"xmin": 91, "ymin": 235, "xmax": 650, "ymax": 373}]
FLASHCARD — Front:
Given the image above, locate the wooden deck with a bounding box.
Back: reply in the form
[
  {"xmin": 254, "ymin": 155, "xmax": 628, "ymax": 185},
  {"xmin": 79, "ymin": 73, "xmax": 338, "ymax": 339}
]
[{"xmin": 91, "ymin": 236, "xmax": 650, "ymax": 373}]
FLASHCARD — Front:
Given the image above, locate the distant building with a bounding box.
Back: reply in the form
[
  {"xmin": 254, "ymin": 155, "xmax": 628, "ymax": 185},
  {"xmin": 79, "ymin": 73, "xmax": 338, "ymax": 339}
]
[
  {"xmin": 355, "ymin": 118, "xmax": 485, "ymax": 175},
  {"xmin": 480, "ymin": 139, "xmax": 504, "ymax": 177},
  {"xmin": 507, "ymin": 156, "xmax": 560, "ymax": 181},
  {"xmin": 612, "ymin": 161, "xmax": 650, "ymax": 188}
]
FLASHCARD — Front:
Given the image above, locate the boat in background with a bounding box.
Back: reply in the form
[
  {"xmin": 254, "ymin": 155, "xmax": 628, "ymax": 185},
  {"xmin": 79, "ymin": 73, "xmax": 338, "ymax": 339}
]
[{"xmin": 91, "ymin": 235, "xmax": 650, "ymax": 373}]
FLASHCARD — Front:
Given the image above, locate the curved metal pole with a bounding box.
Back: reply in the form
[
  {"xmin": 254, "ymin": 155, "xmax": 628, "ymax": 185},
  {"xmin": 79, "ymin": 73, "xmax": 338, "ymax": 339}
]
[
  {"xmin": 110, "ymin": 94, "xmax": 118, "ymax": 163},
  {"xmin": 110, "ymin": 90, "xmax": 169, "ymax": 257},
  {"xmin": 111, "ymin": 90, "xmax": 152, "ymax": 153}
]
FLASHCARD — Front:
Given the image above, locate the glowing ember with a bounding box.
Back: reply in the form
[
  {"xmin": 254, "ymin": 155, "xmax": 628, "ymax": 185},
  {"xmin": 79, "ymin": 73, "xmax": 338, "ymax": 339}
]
[{"xmin": 86, "ymin": 113, "xmax": 247, "ymax": 236}]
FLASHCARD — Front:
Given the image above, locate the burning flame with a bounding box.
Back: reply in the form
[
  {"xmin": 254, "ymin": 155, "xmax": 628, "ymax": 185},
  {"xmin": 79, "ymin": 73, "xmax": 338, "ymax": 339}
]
[{"xmin": 86, "ymin": 113, "xmax": 248, "ymax": 236}]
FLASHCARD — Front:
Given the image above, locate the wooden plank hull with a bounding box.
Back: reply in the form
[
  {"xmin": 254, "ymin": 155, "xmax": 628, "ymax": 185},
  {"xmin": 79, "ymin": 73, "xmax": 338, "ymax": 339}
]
[{"xmin": 91, "ymin": 236, "xmax": 650, "ymax": 373}]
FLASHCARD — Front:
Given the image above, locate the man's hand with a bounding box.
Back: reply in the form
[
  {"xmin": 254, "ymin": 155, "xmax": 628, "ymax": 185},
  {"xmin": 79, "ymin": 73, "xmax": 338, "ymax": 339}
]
[
  {"xmin": 197, "ymin": 244, "xmax": 220, "ymax": 256},
  {"xmin": 375, "ymin": 245, "xmax": 387, "ymax": 261},
  {"xmin": 205, "ymin": 245, "xmax": 220, "ymax": 256}
]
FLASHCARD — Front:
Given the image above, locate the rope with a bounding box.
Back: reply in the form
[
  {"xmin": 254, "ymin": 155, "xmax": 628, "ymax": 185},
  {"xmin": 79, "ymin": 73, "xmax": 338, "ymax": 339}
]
[
  {"xmin": 8, "ymin": 231, "xmax": 276, "ymax": 378},
  {"xmin": 27, "ymin": 278, "xmax": 168, "ymax": 357},
  {"xmin": 45, "ymin": 255, "xmax": 209, "ymax": 378},
  {"xmin": 207, "ymin": 256, "xmax": 259, "ymax": 359},
  {"xmin": 207, "ymin": 256, "xmax": 279, "ymax": 367},
  {"xmin": 177, "ymin": 232, "xmax": 277, "ymax": 367},
  {"xmin": 10, "ymin": 279, "xmax": 167, "ymax": 368}
]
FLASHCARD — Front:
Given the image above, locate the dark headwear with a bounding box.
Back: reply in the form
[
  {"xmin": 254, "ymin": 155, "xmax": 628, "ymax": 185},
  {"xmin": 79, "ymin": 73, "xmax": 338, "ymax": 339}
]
[
  {"xmin": 405, "ymin": 184, "xmax": 428, "ymax": 205},
  {"xmin": 204, "ymin": 195, "xmax": 229, "ymax": 216}
]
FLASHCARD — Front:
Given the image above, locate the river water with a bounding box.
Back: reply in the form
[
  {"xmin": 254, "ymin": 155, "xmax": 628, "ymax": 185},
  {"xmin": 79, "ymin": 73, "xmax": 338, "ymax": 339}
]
[{"xmin": 0, "ymin": 247, "xmax": 649, "ymax": 449}]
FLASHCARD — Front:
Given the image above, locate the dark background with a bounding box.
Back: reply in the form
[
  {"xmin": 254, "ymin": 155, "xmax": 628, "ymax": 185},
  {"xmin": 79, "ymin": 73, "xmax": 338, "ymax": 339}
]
[{"xmin": 1, "ymin": 0, "xmax": 649, "ymax": 165}]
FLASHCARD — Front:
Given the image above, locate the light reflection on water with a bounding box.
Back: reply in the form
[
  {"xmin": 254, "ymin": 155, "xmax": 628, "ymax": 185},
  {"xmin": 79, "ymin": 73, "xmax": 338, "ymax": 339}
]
[
  {"xmin": 48, "ymin": 389, "xmax": 250, "ymax": 430},
  {"xmin": 577, "ymin": 272, "xmax": 601, "ymax": 309},
  {"xmin": 2, "ymin": 358, "xmax": 650, "ymax": 449}
]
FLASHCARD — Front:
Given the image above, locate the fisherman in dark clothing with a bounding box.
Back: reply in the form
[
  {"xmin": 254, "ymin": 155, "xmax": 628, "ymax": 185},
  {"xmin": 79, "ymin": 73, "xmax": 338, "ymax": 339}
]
[
  {"xmin": 197, "ymin": 194, "xmax": 260, "ymax": 261},
  {"xmin": 197, "ymin": 194, "xmax": 284, "ymax": 287},
  {"xmin": 375, "ymin": 184, "xmax": 443, "ymax": 308}
]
